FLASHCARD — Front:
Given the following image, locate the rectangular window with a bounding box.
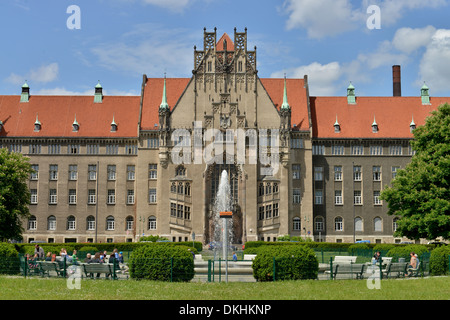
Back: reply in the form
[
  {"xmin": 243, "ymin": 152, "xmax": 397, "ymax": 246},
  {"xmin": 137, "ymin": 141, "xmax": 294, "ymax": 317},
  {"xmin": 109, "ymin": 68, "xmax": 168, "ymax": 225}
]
[
  {"xmin": 184, "ymin": 206, "xmax": 191, "ymax": 220},
  {"xmin": 293, "ymin": 188, "xmax": 301, "ymax": 204},
  {"xmin": 335, "ymin": 190, "xmax": 343, "ymax": 205},
  {"xmin": 69, "ymin": 189, "xmax": 77, "ymax": 204},
  {"xmin": 127, "ymin": 189, "xmax": 135, "ymax": 204},
  {"xmin": 87, "ymin": 144, "xmax": 99, "ymax": 154},
  {"xmin": 170, "ymin": 203, "xmax": 177, "ymax": 217},
  {"xmin": 88, "ymin": 165, "xmax": 97, "ymax": 180},
  {"xmin": 373, "ymin": 191, "xmax": 382, "ymax": 205},
  {"xmin": 107, "ymin": 189, "xmax": 116, "ymax": 204},
  {"xmin": 148, "ymin": 137, "xmax": 159, "ymax": 149},
  {"xmin": 30, "ymin": 189, "xmax": 38, "ymax": 204},
  {"xmin": 69, "ymin": 165, "xmax": 78, "ymax": 180},
  {"xmin": 49, "ymin": 189, "xmax": 57, "ymax": 204},
  {"xmin": 177, "ymin": 204, "xmax": 183, "ymax": 218},
  {"xmin": 265, "ymin": 204, "xmax": 272, "ymax": 219},
  {"xmin": 392, "ymin": 166, "xmax": 400, "ymax": 179},
  {"xmin": 127, "ymin": 165, "xmax": 135, "ymax": 180},
  {"xmin": 389, "ymin": 145, "xmax": 403, "ymax": 155},
  {"xmin": 290, "ymin": 138, "xmax": 304, "ymax": 149},
  {"xmin": 370, "ymin": 145, "xmax": 383, "ymax": 155},
  {"xmin": 354, "ymin": 190, "xmax": 362, "ymax": 205},
  {"xmin": 31, "ymin": 164, "xmax": 39, "ymax": 180},
  {"xmin": 373, "ymin": 166, "xmax": 382, "ymax": 181},
  {"xmin": 312, "ymin": 145, "xmax": 325, "ymax": 155},
  {"xmin": 273, "ymin": 203, "xmax": 279, "ymax": 217},
  {"xmin": 106, "ymin": 144, "xmax": 119, "ymax": 155},
  {"xmin": 88, "ymin": 189, "xmax": 96, "ymax": 204},
  {"xmin": 68, "ymin": 144, "xmax": 80, "ymax": 154},
  {"xmin": 292, "ymin": 164, "xmax": 301, "ymax": 180},
  {"xmin": 353, "ymin": 166, "xmax": 362, "ymax": 181},
  {"xmin": 315, "ymin": 190, "xmax": 323, "ymax": 205},
  {"xmin": 314, "ymin": 166, "xmax": 323, "ymax": 181},
  {"xmin": 29, "ymin": 144, "xmax": 41, "ymax": 154},
  {"xmin": 334, "ymin": 166, "xmax": 342, "ymax": 181},
  {"xmin": 125, "ymin": 144, "xmax": 138, "ymax": 155},
  {"xmin": 107, "ymin": 165, "xmax": 116, "ymax": 180},
  {"xmin": 351, "ymin": 145, "xmax": 364, "ymax": 155},
  {"xmin": 331, "ymin": 145, "xmax": 344, "ymax": 155},
  {"xmin": 258, "ymin": 206, "xmax": 265, "ymax": 220},
  {"xmin": 49, "ymin": 165, "xmax": 58, "ymax": 180},
  {"xmin": 48, "ymin": 144, "xmax": 61, "ymax": 154},
  {"xmin": 149, "ymin": 188, "xmax": 157, "ymax": 203},
  {"xmin": 148, "ymin": 164, "xmax": 157, "ymax": 179}
]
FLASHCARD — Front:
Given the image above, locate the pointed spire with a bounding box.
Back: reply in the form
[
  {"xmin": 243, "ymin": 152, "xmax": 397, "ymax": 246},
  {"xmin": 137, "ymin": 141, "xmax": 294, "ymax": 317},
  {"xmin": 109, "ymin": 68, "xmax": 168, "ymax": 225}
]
[
  {"xmin": 94, "ymin": 80, "xmax": 103, "ymax": 103},
  {"xmin": 34, "ymin": 113, "xmax": 41, "ymax": 132},
  {"xmin": 281, "ymin": 75, "xmax": 290, "ymax": 110},
  {"xmin": 20, "ymin": 80, "xmax": 30, "ymax": 102},
  {"xmin": 159, "ymin": 74, "xmax": 169, "ymax": 111}
]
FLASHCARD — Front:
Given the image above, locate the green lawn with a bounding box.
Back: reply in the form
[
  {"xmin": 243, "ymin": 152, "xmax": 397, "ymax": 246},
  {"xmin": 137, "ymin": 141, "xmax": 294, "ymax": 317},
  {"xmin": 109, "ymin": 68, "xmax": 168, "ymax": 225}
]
[{"xmin": 0, "ymin": 275, "xmax": 448, "ymax": 300}]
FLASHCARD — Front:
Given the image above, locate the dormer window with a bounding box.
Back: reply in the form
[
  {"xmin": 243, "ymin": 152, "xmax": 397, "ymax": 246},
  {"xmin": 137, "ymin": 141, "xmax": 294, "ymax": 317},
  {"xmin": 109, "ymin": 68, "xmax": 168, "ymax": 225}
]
[
  {"xmin": 34, "ymin": 114, "xmax": 41, "ymax": 132},
  {"xmin": 0, "ymin": 120, "xmax": 3, "ymax": 132},
  {"xmin": 72, "ymin": 115, "xmax": 79, "ymax": 132},
  {"xmin": 334, "ymin": 115, "xmax": 340, "ymax": 133},
  {"xmin": 372, "ymin": 116, "xmax": 378, "ymax": 133},
  {"xmin": 111, "ymin": 115, "xmax": 117, "ymax": 132},
  {"xmin": 410, "ymin": 116, "xmax": 416, "ymax": 133}
]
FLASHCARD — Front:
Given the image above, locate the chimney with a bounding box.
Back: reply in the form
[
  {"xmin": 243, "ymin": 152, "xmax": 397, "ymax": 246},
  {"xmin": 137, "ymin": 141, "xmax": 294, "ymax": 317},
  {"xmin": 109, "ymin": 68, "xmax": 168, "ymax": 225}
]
[{"xmin": 392, "ymin": 65, "xmax": 401, "ymax": 97}]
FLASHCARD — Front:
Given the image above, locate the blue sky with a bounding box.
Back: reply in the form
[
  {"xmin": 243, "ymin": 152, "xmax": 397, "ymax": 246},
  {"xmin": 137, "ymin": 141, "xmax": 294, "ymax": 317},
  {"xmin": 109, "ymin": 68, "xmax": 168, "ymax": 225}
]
[{"xmin": 1, "ymin": 0, "xmax": 450, "ymax": 97}]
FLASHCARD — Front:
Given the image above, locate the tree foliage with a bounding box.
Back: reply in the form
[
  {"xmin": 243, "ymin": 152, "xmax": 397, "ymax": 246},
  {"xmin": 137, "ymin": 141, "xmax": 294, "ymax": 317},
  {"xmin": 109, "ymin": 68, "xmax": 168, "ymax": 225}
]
[
  {"xmin": 381, "ymin": 103, "xmax": 450, "ymax": 240},
  {"xmin": 0, "ymin": 149, "xmax": 32, "ymax": 241}
]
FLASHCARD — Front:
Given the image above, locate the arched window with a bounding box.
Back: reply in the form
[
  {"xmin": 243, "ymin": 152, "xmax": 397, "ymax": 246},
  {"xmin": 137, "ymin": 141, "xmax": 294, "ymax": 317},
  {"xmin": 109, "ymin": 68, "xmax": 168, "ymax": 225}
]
[
  {"xmin": 126, "ymin": 216, "xmax": 134, "ymax": 231},
  {"xmin": 28, "ymin": 216, "xmax": 37, "ymax": 230},
  {"xmin": 67, "ymin": 216, "xmax": 76, "ymax": 230},
  {"xmin": 176, "ymin": 165, "xmax": 186, "ymax": 176},
  {"xmin": 355, "ymin": 217, "xmax": 363, "ymax": 232},
  {"xmin": 148, "ymin": 216, "xmax": 157, "ymax": 230},
  {"xmin": 335, "ymin": 217, "xmax": 343, "ymax": 231},
  {"xmin": 314, "ymin": 216, "xmax": 324, "ymax": 231},
  {"xmin": 86, "ymin": 216, "xmax": 95, "ymax": 231},
  {"xmin": 374, "ymin": 217, "xmax": 382, "ymax": 232},
  {"xmin": 106, "ymin": 216, "xmax": 115, "ymax": 231},
  {"xmin": 293, "ymin": 217, "xmax": 301, "ymax": 231},
  {"xmin": 47, "ymin": 215, "xmax": 56, "ymax": 231}
]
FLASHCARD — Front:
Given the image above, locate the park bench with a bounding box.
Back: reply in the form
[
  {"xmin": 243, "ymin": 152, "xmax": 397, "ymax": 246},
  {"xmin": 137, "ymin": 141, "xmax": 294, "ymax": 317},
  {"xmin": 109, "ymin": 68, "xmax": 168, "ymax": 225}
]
[
  {"xmin": 244, "ymin": 254, "xmax": 257, "ymax": 260},
  {"xmin": 382, "ymin": 262, "xmax": 408, "ymax": 278},
  {"xmin": 81, "ymin": 263, "xmax": 116, "ymax": 279},
  {"xmin": 327, "ymin": 263, "xmax": 366, "ymax": 279},
  {"xmin": 407, "ymin": 261, "xmax": 421, "ymax": 277},
  {"xmin": 333, "ymin": 256, "xmax": 357, "ymax": 264},
  {"xmin": 38, "ymin": 261, "xmax": 64, "ymax": 277}
]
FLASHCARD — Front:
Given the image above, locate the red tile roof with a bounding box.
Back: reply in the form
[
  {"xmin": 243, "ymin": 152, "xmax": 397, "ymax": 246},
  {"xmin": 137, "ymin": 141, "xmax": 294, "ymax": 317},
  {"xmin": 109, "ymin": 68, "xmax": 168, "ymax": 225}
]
[
  {"xmin": 310, "ymin": 96, "xmax": 450, "ymax": 139},
  {"xmin": 260, "ymin": 78, "xmax": 310, "ymax": 131},
  {"xmin": 0, "ymin": 95, "xmax": 140, "ymax": 138},
  {"xmin": 216, "ymin": 33, "xmax": 234, "ymax": 51}
]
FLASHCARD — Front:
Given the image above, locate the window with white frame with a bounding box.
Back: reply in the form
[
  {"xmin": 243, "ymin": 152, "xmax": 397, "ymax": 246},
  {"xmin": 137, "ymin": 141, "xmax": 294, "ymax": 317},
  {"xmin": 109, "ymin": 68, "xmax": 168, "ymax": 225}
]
[
  {"xmin": 374, "ymin": 217, "xmax": 382, "ymax": 232},
  {"xmin": 106, "ymin": 216, "xmax": 115, "ymax": 231},
  {"xmin": 372, "ymin": 166, "xmax": 381, "ymax": 181},
  {"xmin": 315, "ymin": 190, "xmax": 323, "ymax": 205},
  {"xmin": 392, "ymin": 166, "xmax": 400, "ymax": 179},
  {"xmin": 389, "ymin": 145, "xmax": 403, "ymax": 155},
  {"xmin": 335, "ymin": 190, "xmax": 343, "ymax": 205},
  {"xmin": 354, "ymin": 190, "xmax": 362, "ymax": 205},
  {"xmin": 293, "ymin": 188, "xmax": 301, "ymax": 204},
  {"xmin": 370, "ymin": 145, "xmax": 383, "ymax": 155},
  {"xmin": 292, "ymin": 164, "xmax": 301, "ymax": 180},
  {"xmin": 393, "ymin": 218, "xmax": 399, "ymax": 232},
  {"xmin": 315, "ymin": 216, "xmax": 324, "ymax": 232},
  {"xmin": 373, "ymin": 191, "xmax": 382, "ymax": 205},
  {"xmin": 30, "ymin": 164, "xmax": 39, "ymax": 180},
  {"xmin": 355, "ymin": 217, "xmax": 363, "ymax": 232},
  {"xmin": 126, "ymin": 216, "xmax": 134, "ymax": 231},
  {"xmin": 127, "ymin": 189, "xmax": 135, "ymax": 204},
  {"xmin": 68, "ymin": 189, "xmax": 77, "ymax": 204},
  {"xmin": 69, "ymin": 165, "xmax": 78, "ymax": 180},
  {"xmin": 107, "ymin": 165, "xmax": 116, "ymax": 180},
  {"xmin": 87, "ymin": 216, "xmax": 95, "ymax": 231},
  {"xmin": 314, "ymin": 166, "xmax": 323, "ymax": 181},
  {"xmin": 293, "ymin": 217, "xmax": 301, "ymax": 230},
  {"xmin": 127, "ymin": 165, "xmax": 135, "ymax": 180},
  {"xmin": 335, "ymin": 217, "xmax": 343, "ymax": 231},
  {"xmin": 28, "ymin": 216, "xmax": 37, "ymax": 230},
  {"xmin": 107, "ymin": 189, "xmax": 116, "ymax": 204},
  {"xmin": 49, "ymin": 189, "xmax": 57, "ymax": 204},
  {"xmin": 47, "ymin": 215, "xmax": 56, "ymax": 231},
  {"xmin": 148, "ymin": 188, "xmax": 157, "ymax": 203},
  {"xmin": 351, "ymin": 145, "xmax": 364, "ymax": 155},
  {"xmin": 49, "ymin": 165, "xmax": 58, "ymax": 180},
  {"xmin": 88, "ymin": 164, "xmax": 97, "ymax": 180},
  {"xmin": 148, "ymin": 216, "xmax": 156, "ymax": 230},
  {"xmin": 88, "ymin": 189, "xmax": 96, "ymax": 204},
  {"xmin": 312, "ymin": 145, "xmax": 325, "ymax": 155},
  {"xmin": 334, "ymin": 166, "xmax": 342, "ymax": 181},
  {"xmin": 148, "ymin": 164, "xmax": 157, "ymax": 179},
  {"xmin": 67, "ymin": 216, "xmax": 76, "ymax": 230},
  {"xmin": 30, "ymin": 189, "xmax": 38, "ymax": 204},
  {"xmin": 353, "ymin": 165, "xmax": 362, "ymax": 181}
]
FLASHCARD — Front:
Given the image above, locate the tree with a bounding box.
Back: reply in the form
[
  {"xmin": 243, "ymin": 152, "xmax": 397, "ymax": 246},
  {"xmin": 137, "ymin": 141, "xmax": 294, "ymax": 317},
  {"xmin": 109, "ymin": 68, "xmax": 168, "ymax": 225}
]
[
  {"xmin": 381, "ymin": 103, "xmax": 450, "ymax": 240},
  {"xmin": 0, "ymin": 148, "xmax": 33, "ymax": 241}
]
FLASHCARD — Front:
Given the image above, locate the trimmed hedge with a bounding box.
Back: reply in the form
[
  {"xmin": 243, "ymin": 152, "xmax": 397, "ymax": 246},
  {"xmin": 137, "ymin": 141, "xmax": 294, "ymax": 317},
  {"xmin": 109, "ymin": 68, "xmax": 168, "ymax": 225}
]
[
  {"xmin": 252, "ymin": 245, "xmax": 318, "ymax": 281},
  {"xmin": 0, "ymin": 243, "xmax": 20, "ymax": 275},
  {"xmin": 386, "ymin": 244, "xmax": 429, "ymax": 261},
  {"xmin": 128, "ymin": 243, "xmax": 195, "ymax": 282},
  {"xmin": 429, "ymin": 246, "xmax": 450, "ymax": 276}
]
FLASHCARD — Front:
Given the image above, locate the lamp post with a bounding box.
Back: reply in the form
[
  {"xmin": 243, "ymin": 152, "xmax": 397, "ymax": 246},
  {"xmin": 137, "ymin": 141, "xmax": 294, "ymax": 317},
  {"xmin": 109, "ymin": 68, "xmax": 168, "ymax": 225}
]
[{"xmin": 352, "ymin": 161, "xmax": 356, "ymax": 243}]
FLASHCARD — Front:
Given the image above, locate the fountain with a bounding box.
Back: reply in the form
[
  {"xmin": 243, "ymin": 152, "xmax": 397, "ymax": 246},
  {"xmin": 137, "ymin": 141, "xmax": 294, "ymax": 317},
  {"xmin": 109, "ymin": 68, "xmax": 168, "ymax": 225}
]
[{"xmin": 212, "ymin": 170, "xmax": 234, "ymax": 262}]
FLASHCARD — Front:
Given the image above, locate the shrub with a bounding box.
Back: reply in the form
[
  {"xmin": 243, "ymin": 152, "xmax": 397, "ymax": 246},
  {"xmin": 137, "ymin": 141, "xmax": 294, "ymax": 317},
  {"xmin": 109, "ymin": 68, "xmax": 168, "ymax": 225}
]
[
  {"xmin": 129, "ymin": 243, "xmax": 194, "ymax": 282},
  {"xmin": 252, "ymin": 245, "xmax": 318, "ymax": 281},
  {"xmin": 348, "ymin": 243, "xmax": 371, "ymax": 256},
  {"xmin": 429, "ymin": 246, "xmax": 450, "ymax": 276},
  {"xmin": 386, "ymin": 244, "xmax": 428, "ymax": 261},
  {"xmin": 0, "ymin": 242, "xmax": 19, "ymax": 275}
]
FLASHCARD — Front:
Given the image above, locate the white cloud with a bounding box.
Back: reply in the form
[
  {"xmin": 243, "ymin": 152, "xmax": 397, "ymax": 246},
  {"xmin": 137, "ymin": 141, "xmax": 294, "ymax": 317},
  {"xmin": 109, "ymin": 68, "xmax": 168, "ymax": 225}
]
[
  {"xmin": 272, "ymin": 62, "xmax": 342, "ymax": 96},
  {"xmin": 91, "ymin": 24, "xmax": 194, "ymax": 77},
  {"xmin": 283, "ymin": 0, "xmax": 448, "ymax": 39},
  {"xmin": 5, "ymin": 63, "xmax": 59, "ymax": 85},
  {"xmin": 392, "ymin": 26, "xmax": 436, "ymax": 54},
  {"xmin": 418, "ymin": 29, "xmax": 450, "ymax": 93}
]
